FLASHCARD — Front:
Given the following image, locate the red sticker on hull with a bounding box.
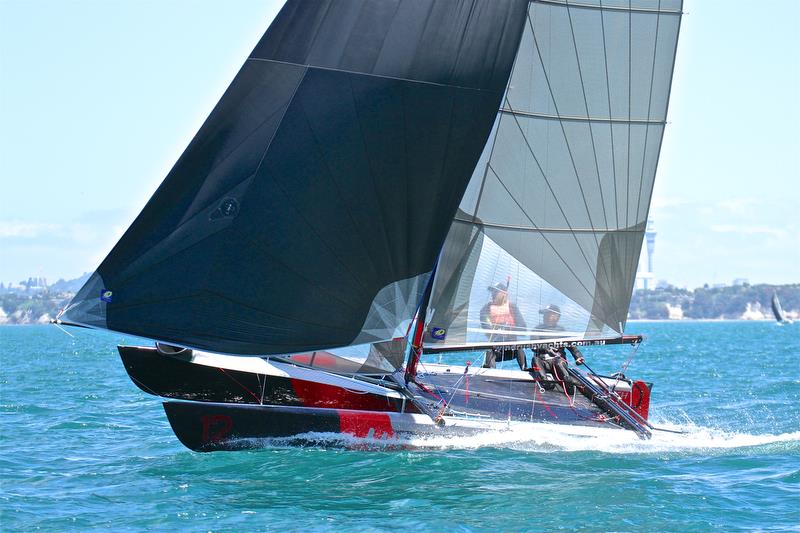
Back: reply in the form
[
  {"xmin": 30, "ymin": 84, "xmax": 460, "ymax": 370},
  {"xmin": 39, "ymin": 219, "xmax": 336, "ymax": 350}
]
[
  {"xmin": 337, "ymin": 410, "xmax": 394, "ymax": 439},
  {"xmin": 290, "ymin": 378, "xmax": 400, "ymax": 412}
]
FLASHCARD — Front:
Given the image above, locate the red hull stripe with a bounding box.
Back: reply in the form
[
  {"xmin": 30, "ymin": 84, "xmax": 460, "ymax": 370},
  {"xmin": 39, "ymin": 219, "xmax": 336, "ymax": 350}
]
[
  {"xmin": 289, "ymin": 378, "xmax": 400, "ymax": 412},
  {"xmin": 337, "ymin": 410, "xmax": 395, "ymax": 439}
]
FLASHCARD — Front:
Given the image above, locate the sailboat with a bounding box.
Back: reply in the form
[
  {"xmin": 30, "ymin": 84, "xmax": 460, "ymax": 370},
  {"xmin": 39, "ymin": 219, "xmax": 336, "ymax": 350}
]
[
  {"xmin": 771, "ymin": 292, "xmax": 793, "ymax": 324},
  {"xmin": 57, "ymin": 0, "xmax": 683, "ymax": 451}
]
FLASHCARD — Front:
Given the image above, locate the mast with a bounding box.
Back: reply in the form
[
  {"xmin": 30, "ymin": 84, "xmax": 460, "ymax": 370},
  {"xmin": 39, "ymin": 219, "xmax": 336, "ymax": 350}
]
[{"xmin": 404, "ymin": 262, "xmax": 437, "ymax": 382}]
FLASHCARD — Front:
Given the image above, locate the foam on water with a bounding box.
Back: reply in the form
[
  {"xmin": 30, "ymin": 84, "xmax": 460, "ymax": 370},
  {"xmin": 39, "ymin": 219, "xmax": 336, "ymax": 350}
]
[{"xmin": 229, "ymin": 422, "xmax": 800, "ymax": 455}]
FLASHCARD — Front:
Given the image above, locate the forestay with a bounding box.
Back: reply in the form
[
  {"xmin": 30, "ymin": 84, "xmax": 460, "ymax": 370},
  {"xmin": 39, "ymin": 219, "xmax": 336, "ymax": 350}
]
[
  {"xmin": 425, "ymin": 0, "xmax": 682, "ymax": 350},
  {"xmin": 60, "ymin": 0, "xmax": 530, "ymax": 360}
]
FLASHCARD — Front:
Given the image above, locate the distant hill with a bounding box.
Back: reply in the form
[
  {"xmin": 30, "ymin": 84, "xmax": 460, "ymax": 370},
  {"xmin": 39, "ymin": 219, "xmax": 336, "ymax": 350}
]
[
  {"xmin": 0, "ymin": 273, "xmax": 90, "ymax": 325},
  {"xmin": 629, "ymin": 283, "xmax": 800, "ymax": 320},
  {"xmin": 49, "ymin": 272, "xmax": 91, "ymax": 293}
]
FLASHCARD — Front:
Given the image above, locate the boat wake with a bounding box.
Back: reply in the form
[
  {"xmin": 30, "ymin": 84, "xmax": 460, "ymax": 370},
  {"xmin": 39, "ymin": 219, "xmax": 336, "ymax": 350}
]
[{"xmin": 229, "ymin": 423, "xmax": 800, "ymax": 455}]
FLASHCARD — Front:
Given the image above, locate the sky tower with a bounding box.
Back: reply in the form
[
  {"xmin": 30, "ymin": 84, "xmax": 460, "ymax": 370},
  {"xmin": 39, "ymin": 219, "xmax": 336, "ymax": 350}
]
[
  {"xmin": 635, "ymin": 217, "xmax": 657, "ymax": 290},
  {"xmin": 644, "ymin": 218, "xmax": 656, "ymax": 289}
]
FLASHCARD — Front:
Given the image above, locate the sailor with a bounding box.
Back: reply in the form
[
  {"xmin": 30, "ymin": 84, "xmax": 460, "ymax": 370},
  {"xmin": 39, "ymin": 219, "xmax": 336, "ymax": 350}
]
[
  {"xmin": 536, "ymin": 304, "xmax": 564, "ymax": 331},
  {"xmin": 531, "ymin": 304, "xmax": 585, "ymax": 392},
  {"xmin": 480, "ymin": 281, "xmax": 527, "ymax": 369},
  {"xmin": 532, "ymin": 345, "xmax": 586, "ymax": 391}
]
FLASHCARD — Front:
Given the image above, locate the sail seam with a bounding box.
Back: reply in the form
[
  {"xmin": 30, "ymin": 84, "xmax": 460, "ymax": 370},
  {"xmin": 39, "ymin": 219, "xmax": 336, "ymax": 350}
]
[
  {"xmin": 496, "ymin": 105, "xmax": 601, "ymax": 297},
  {"xmin": 499, "ymin": 109, "xmax": 664, "ymax": 125},
  {"xmin": 487, "ymin": 164, "xmax": 595, "ymax": 302},
  {"xmin": 530, "ymin": 0, "xmax": 682, "ymax": 15},
  {"xmin": 452, "ymin": 217, "xmax": 640, "ymax": 233},
  {"xmin": 245, "ymin": 57, "xmax": 505, "ymax": 94}
]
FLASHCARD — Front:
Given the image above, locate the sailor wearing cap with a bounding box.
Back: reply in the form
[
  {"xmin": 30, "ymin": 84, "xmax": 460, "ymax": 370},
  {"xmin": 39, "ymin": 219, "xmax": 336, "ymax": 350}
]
[
  {"xmin": 536, "ymin": 304, "xmax": 564, "ymax": 331},
  {"xmin": 531, "ymin": 303, "xmax": 586, "ymax": 392},
  {"xmin": 479, "ymin": 280, "xmax": 527, "ymax": 369}
]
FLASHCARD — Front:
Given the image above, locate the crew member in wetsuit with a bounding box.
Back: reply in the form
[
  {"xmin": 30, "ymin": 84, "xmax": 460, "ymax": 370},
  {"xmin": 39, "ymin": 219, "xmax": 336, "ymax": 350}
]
[
  {"xmin": 533, "ymin": 345, "xmax": 586, "ymax": 393},
  {"xmin": 480, "ymin": 281, "xmax": 527, "ymax": 370},
  {"xmin": 531, "ymin": 304, "xmax": 585, "ymax": 392}
]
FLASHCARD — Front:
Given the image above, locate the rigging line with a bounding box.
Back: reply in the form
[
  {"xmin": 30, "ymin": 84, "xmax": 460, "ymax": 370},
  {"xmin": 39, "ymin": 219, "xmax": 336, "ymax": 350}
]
[
  {"xmin": 217, "ymin": 367, "xmax": 262, "ymax": 404},
  {"xmin": 565, "ymin": 0, "xmax": 609, "ymax": 230},
  {"xmin": 487, "ymin": 164, "xmax": 595, "ymax": 303},
  {"xmin": 525, "ymin": 10, "xmax": 602, "ymax": 252},
  {"xmin": 635, "ymin": 2, "xmax": 662, "ymax": 225},
  {"xmin": 599, "ymin": 0, "xmax": 620, "ymax": 230},
  {"xmin": 498, "ymin": 98, "xmax": 605, "ymax": 296}
]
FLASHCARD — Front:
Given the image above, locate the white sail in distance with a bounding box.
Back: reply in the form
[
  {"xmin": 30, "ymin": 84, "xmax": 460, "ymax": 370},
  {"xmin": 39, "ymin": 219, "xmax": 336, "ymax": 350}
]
[{"xmin": 425, "ymin": 0, "xmax": 683, "ymax": 350}]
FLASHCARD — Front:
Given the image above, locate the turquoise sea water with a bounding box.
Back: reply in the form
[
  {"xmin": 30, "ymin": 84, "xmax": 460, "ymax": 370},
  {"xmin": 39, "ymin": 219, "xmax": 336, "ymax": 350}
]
[{"xmin": 1, "ymin": 322, "xmax": 798, "ymax": 531}]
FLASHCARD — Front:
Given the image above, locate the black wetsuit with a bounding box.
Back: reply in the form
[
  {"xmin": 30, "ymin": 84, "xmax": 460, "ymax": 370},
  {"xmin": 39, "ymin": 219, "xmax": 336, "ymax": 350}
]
[{"xmin": 532, "ymin": 346, "xmax": 584, "ymax": 392}]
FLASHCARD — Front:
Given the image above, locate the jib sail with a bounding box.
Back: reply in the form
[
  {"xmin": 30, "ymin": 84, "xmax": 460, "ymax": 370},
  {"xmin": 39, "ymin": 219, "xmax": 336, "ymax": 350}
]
[{"xmin": 425, "ymin": 0, "xmax": 683, "ymax": 350}]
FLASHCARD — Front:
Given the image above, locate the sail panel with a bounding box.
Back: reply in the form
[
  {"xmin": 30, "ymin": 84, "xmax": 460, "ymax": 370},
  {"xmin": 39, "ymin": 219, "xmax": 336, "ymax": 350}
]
[
  {"xmin": 425, "ymin": 0, "xmax": 681, "ymax": 349},
  {"xmin": 282, "ymin": 338, "xmax": 408, "ymax": 375},
  {"xmin": 62, "ymin": 0, "xmax": 529, "ymax": 358}
]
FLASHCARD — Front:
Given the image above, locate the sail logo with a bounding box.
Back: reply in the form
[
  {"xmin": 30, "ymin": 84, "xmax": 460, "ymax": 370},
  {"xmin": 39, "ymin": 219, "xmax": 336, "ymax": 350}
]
[
  {"xmin": 430, "ymin": 327, "xmax": 447, "ymax": 340},
  {"xmin": 209, "ymin": 197, "xmax": 239, "ymax": 221},
  {"xmin": 100, "ymin": 289, "xmax": 113, "ymax": 303}
]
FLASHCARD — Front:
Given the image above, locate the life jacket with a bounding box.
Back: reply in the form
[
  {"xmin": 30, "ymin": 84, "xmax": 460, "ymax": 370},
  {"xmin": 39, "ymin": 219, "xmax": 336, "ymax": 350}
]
[{"xmin": 489, "ymin": 302, "xmax": 516, "ymax": 327}]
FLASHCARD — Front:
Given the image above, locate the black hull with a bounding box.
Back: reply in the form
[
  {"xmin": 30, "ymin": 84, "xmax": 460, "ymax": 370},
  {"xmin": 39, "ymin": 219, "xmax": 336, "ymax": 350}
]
[
  {"xmin": 120, "ymin": 346, "xmax": 652, "ymax": 450},
  {"xmin": 163, "ymin": 401, "xmax": 626, "ymax": 452}
]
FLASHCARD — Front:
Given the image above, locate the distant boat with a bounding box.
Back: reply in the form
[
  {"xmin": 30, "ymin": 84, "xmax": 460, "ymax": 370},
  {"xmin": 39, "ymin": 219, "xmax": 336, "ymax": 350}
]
[
  {"xmin": 57, "ymin": 0, "xmax": 683, "ymax": 451},
  {"xmin": 771, "ymin": 292, "xmax": 793, "ymax": 324}
]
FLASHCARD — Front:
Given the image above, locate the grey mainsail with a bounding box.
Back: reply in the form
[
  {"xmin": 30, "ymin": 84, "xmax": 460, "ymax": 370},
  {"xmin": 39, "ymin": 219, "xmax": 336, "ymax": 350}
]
[
  {"xmin": 425, "ymin": 0, "xmax": 683, "ymax": 350},
  {"xmin": 61, "ymin": 0, "xmax": 530, "ymax": 359}
]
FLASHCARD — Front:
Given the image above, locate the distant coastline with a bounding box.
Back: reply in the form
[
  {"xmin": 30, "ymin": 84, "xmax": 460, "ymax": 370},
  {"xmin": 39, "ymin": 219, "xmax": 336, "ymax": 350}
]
[{"xmin": 1, "ymin": 274, "xmax": 797, "ymax": 325}]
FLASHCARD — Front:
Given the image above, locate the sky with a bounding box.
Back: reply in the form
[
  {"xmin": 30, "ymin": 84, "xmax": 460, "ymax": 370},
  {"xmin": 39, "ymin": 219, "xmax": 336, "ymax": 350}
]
[{"xmin": 1, "ymin": 0, "xmax": 798, "ymax": 289}]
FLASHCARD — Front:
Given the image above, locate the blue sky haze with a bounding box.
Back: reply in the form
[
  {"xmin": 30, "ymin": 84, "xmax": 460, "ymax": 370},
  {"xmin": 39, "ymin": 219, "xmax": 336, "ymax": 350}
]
[{"xmin": 1, "ymin": 0, "xmax": 798, "ymax": 288}]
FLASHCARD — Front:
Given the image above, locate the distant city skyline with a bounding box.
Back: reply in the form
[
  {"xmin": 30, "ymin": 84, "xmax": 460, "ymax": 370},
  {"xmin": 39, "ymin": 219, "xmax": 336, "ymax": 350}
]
[{"xmin": 1, "ymin": 0, "xmax": 798, "ymax": 288}]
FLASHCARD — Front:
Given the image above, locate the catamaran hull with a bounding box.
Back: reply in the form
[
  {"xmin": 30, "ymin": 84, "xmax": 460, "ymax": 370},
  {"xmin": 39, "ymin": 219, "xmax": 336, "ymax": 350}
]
[
  {"xmin": 162, "ymin": 401, "xmax": 632, "ymax": 452},
  {"xmin": 121, "ymin": 345, "xmax": 652, "ymax": 450}
]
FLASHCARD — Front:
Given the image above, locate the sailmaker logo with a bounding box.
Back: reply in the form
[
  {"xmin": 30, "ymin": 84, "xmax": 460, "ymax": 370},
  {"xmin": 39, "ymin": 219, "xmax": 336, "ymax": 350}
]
[
  {"xmin": 430, "ymin": 327, "xmax": 446, "ymax": 340},
  {"xmin": 100, "ymin": 289, "xmax": 113, "ymax": 303}
]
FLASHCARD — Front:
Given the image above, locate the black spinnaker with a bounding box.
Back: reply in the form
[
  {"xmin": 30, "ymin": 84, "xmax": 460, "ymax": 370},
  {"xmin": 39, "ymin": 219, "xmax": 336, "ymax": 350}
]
[{"xmin": 60, "ymin": 0, "xmax": 530, "ymax": 361}]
